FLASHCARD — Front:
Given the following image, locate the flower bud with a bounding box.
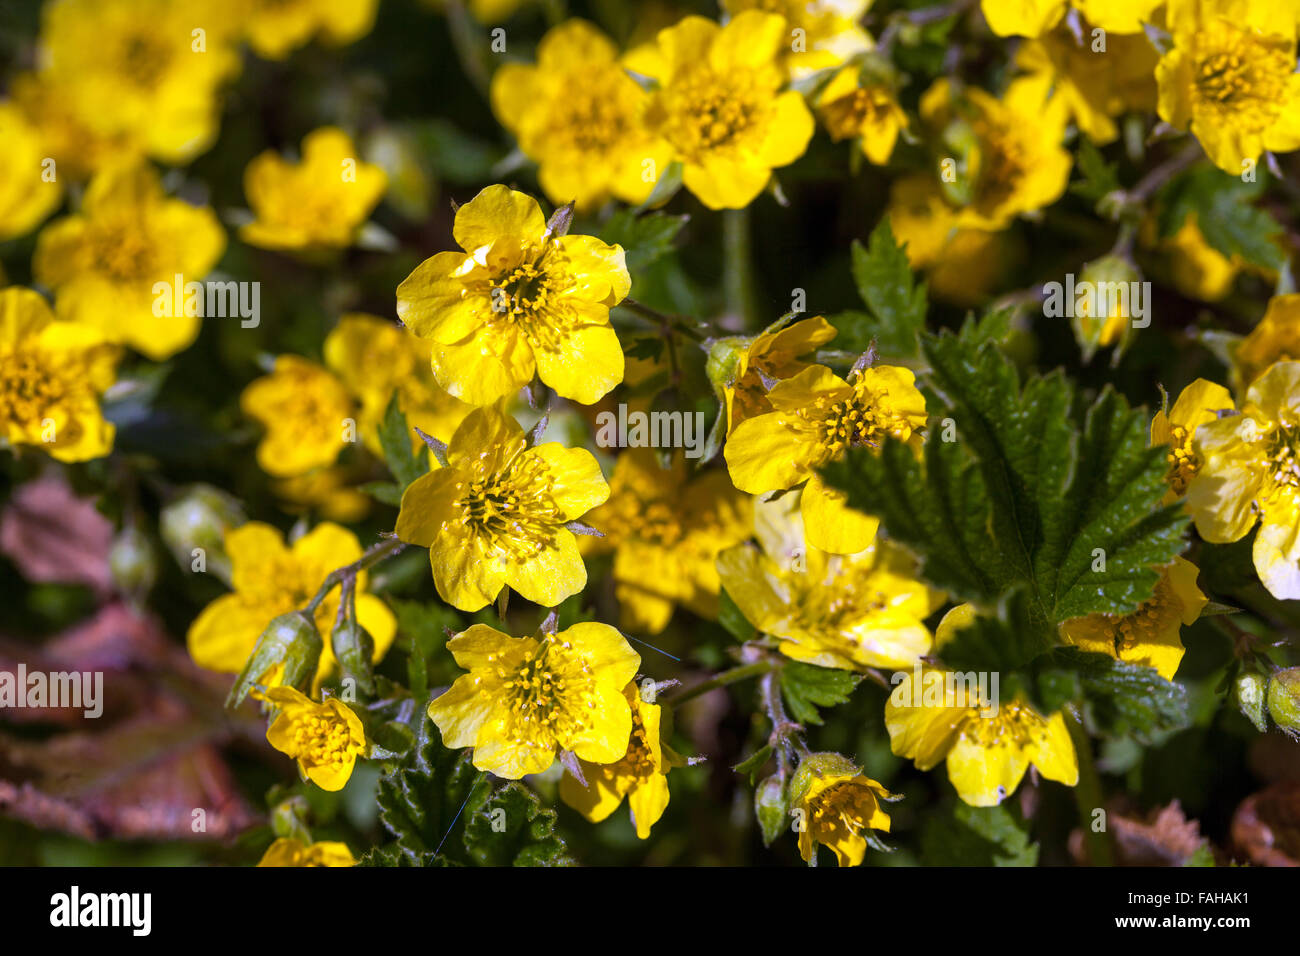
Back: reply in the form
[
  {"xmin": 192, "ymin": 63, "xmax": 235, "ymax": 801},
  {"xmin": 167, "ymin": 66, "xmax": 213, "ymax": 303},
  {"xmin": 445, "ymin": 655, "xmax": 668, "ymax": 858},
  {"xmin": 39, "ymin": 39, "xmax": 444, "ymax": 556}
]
[
  {"xmin": 1071, "ymin": 255, "xmax": 1143, "ymax": 363},
  {"xmin": 1233, "ymin": 671, "xmax": 1269, "ymax": 733},
  {"xmin": 331, "ymin": 615, "xmax": 376, "ymax": 698},
  {"xmin": 705, "ymin": 335, "xmax": 749, "ymax": 396},
  {"xmin": 109, "ymin": 525, "xmax": 157, "ymax": 600},
  {"xmin": 754, "ymin": 775, "xmax": 788, "ymax": 847},
  {"xmin": 227, "ymin": 610, "xmax": 322, "ymax": 708},
  {"xmin": 160, "ymin": 484, "xmax": 246, "ymax": 585},
  {"xmin": 1266, "ymin": 667, "xmax": 1300, "ymax": 739}
]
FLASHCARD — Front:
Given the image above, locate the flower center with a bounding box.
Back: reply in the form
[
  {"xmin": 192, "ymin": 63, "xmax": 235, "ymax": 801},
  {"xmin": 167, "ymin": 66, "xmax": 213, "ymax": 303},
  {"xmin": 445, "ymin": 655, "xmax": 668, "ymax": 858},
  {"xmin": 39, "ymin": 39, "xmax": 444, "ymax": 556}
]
[
  {"xmin": 823, "ymin": 87, "xmax": 893, "ymax": 141},
  {"xmin": 0, "ymin": 351, "xmax": 66, "ymax": 424},
  {"xmin": 810, "ymin": 782, "xmax": 869, "ymax": 835},
  {"xmin": 806, "ymin": 377, "xmax": 913, "ymax": 464},
  {"xmin": 1262, "ymin": 419, "xmax": 1300, "ymax": 498},
  {"xmin": 489, "ymin": 637, "xmax": 597, "ymax": 745},
  {"xmin": 545, "ymin": 75, "xmax": 641, "ymax": 155},
  {"xmin": 89, "ymin": 223, "xmax": 159, "ymax": 281},
  {"xmin": 485, "ymin": 249, "xmax": 581, "ymax": 354},
  {"xmin": 1165, "ymin": 424, "xmax": 1199, "ymax": 495},
  {"xmin": 458, "ymin": 450, "xmax": 565, "ymax": 562},
  {"xmin": 117, "ymin": 32, "xmax": 174, "ymax": 90},
  {"xmin": 290, "ymin": 712, "xmax": 360, "ymax": 770},
  {"xmin": 1192, "ymin": 22, "xmax": 1292, "ymax": 130},
  {"xmin": 663, "ymin": 68, "xmax": 767, "ymax": 157},
  {"xmin": 959, "ymin": 701, "xmax": 1044, "ymax": 748}
]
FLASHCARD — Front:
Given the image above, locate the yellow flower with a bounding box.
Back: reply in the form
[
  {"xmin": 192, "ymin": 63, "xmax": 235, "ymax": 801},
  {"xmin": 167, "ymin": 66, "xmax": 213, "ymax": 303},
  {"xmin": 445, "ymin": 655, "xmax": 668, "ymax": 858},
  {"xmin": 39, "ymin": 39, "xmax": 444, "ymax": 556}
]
[
  {"xmin": 885, "ymin": 662, "xmax": 1078, "ymax": 806},
  {"xmin": 241, "ymin": 127, "xmax": 388, "ymax": 252},
  {"xmin": 33, "ymin": 161, "xmax": 227, "ymax": 360},
  {"xmin": 263, "ymin": 686, "xmax": 366, "ymax": 792},
  {"xmin": 981, "ymin": 0, "xmax": 1163, "ymax": 37},
  {"xmin": 1142, "ymin": 213, "xmax": 1245, "ymax": 303},
  {"xmin": 427, "ymin": 621, "xmax": 641, "ymax": 779},
  {"xmin": 713, "ymin": 315, "xmax": 839, "ymax": 434},
  {"xmin": 490, "ymin": 20, "xmax": 672, "ymax": 211},
  {"xmin": 396, "ymin": 185, "xmax": 629, "ymax": 405},
  {"xmin": 559, "ymin": 682, "xmax": 685, "ymax": 838},
  {"xmin": 1060, "ymin": 556, "xmax": 1207, "ymax": 680},
  {"xmin": 322, "ymin": 312, "xmax": 473, "ymax": 455},
  {"xmin": 36, "ymin": 0, "xmax": 240, "ymax": 164},
  {"xmin": 919, "ymin": 77, "xmax": 1073, "ymax": 231},
  {"xmin": 257, "ymin": 837, "xmax": 355, "ymax": 867},
  {"xmin": 717, "ymin": 494, "xmax": 939, "ymax": 669},
  {"xmin": 421, "ymin": 0, "xmax": 529, "ymax": 24},
  {"xmin": 724, "ymin": 363, "xmax": 927, "ymax": 554},
  {"xmin": 1014, "ymin": 25, "xmax": 1158, "ymax": 146},
  {"xmin": 395, "ymin": 406, "xmax": 609, "ymax": 610},
  {"xmin": 242, "ymin": 0, "xmax": 380, "ymax": 60},
  {"xmin": 186, "ymin": 521, "xmax": 396, "ymax": 681},
  {"xmin": 0, "ymin": 105, "xmax": 61, "ymax": 241},
  {"xmin": 627, "ymin": 12, "xmax": 815, "ymax": 210},
  {"xmin": 1235, "ymin": 295, "xmax": 1300, "ymax": 392},
  {"xmin": 1157, "ymin": 0, "xmax": 1300, "ymax": 174},
  {"xmin": 0, "ymin": 287, "xmax": 120, "ymax": 463},
  {"xmin": 9, "ymin": 72, "xmax": 133, "ymax": 181},
  {"xmin": 274, "ymin": 465, "xmax": 374, "ymax": 523},
  {"xmin": 789, "ymin": 752, "xmax": 894, "ymax": 867},
  {"xmin": 1151, "ymin": 377, "xmax": 1235, "ymax": 501},
  {"xmin": 582, "ymin": 449, "xmax": 752, "ymax": 634},
  {"xmin": 241, "ymin": 356, "xmax": 356, "ymax": 478},
  {"xmin": 816, "ymin": 66, "xmax": 908, "ymax": 165},
  {"xmin": 1187, "ymin": 360, "xmax": 1300, "ymax": 600},
  {"xmin": 720, "ymin": 0, "xmax": 874, "ymax": 77}
]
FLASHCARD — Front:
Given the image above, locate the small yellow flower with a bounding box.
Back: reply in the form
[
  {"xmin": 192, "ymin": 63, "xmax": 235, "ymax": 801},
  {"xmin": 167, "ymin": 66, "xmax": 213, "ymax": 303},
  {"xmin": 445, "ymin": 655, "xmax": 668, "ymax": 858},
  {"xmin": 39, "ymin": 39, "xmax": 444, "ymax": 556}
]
[
  {"xmin": 1235, "ymin": 295, "xmax": 1300, "ymax": 392},
  {"xmin": 918, "ymin": 77, "xmax": 1073, "ymax": 231},
  {"xmin": 627, "ymin": 12, "xmax": 815, "ymax": 210},
  {"xmin": 241, "ymin": 127, "xmax": 388, "ymax": 252},
  {"xmin": 1151, "ymin": 377, "xmax": 1235, "ymax": 501},
  {"xmin": 718, "ymin": 494, "xmax": 939, "ymax": 670},
  {"xmin": 9, "ymin": 72, "xmax": 132, "ymax": 181},
  {"xmin": 396, "ymin": 185, "xmax": 629, "ymax": 405},
  {"xmin": 490, "ymin": 20, "xmax": 672, "ymax": 211},
  {"xmin": 1014, "ymin": 25, "xmax": 1158, "ymax": 146},
  {"xmin": 241, "ymin": 356, "xmax": 356, "ymax": 478},
  {"xmin": 0, "ymin": 105, "xmax": 61, "ymax": 241},
  {"xmin": 981, "ymin": 0, "xmax": 1163, "ymax": 37},
  {"xmin": 33, "ymin": 161, "xmax": 227, "ymax": 361},
  {"xmin": 395, "ymin": 406, "xmax": 609, "ymax": 611},
  {"xmin": 713, "ymin": 315, "xmax": 839, "ymax": 434},
  {"xmin": 816, "ymin": 66, "xmax": 908, "ymax": 165},
  {"xmin": 322, "ymin": 312, "xmax": 474, "ymax": 455},
  {"xmin": 559, "ymin": 682, "xmax": 685, "ymax": 838},
  {"xmin": 724, "ymin": 363, "xmax": 927, "ymax": 554},
  {"xmin": 186, "ymin": 521, "xmax": 396, "ymax": 681},
  {"xmin": 582, "ymin": 449, "xmax": 752, "ymax": 634},
  {"xmin": 1187, "ymin": 360, "xmax": 1300, "ymax": 600},
  {"xmin": 720, "ymin": 0, "xmax": 874, "ymax": 77},
  {"xmin": 1157, "ymin": 0, "xmax": 1300, "ymax": 174},
  {"xmin": 0, "ymin": 287, "xmax": 120, "ymax": 463},
  {"xmin": 36, "ymin": 0, "xmax": 241, "ymax": 164},
  {"xmin": 428, "ymin": 621, "xmax": 641, "ymax": 779},
  {"xmin": 241, "ymin": 0, "xmax": 380, "ymax": 60},
  {"xmin": 790, "ymin": 753, "xmax": 894, "ymax": 867},
  {"xmin": 1060, "ymin": 556, "xmax": 1207, "ymax": 680},
  {"xmin": 257, "ymin": 837, "xmax": 356, "ymax": 867},
  {"xmin": 263, "ymin": 686, "xmax": 366, "ymax": 792},
  {"xmin": 885, "ymin": 657, "xmax": 1078, "ymax": 806}
]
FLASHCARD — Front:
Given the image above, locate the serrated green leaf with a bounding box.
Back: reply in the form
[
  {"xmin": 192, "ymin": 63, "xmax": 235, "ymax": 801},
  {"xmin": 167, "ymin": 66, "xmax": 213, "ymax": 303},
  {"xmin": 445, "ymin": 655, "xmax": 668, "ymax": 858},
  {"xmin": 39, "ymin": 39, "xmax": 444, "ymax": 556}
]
[
  {"xmin": 780, "ymin": 662, "xmax": 860, "ymax": 726},
  {"xmin": 1157, "ymin": 166, "xmax": 1284, "ymax": 270},
  {"xmin": 1044, "ymin": 648, "xmax": 1190, "ymax": 742},
  {"xmin": 733, "ymin": 744, "xmax": 774, "ymax": 783},
  {"xmin": 1070, "ymin": 138, "xmax": 1120, "ymax": 205},
  {"xmin": 378, "ymin": 391, "xmax": 429, "ymax": 490},
  {"xmin": 462, "ymin": 782, "xmax": 574, "ymax": 866},
  {"xmin": 921, "ymin": 802, "xmax": 1039, "ymax": 866},
  {"xmin": 836, "ymin": 217, "xmax": 927, "ymax": 358},
  {"xmin": 599, "ymin": 209, "xmax": 689, "ymax": 271}
]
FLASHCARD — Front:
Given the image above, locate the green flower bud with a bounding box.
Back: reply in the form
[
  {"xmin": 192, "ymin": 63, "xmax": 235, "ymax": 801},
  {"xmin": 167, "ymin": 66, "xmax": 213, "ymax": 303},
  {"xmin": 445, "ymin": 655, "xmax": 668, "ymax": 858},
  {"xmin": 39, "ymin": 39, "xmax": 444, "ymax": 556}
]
[
  {"xmin": 108, "ymin": 526, "xmax": 157, "ymax": 599},
  {"xmin": 1266, "ymin": 668, "xmax": 1300, "ymax": 739},
  {"xmin": 331, "ymin": 615, "xmax": 376, "ymax": 698},
  {"xmin": 705, "ymin": 335, "xmax": 749, "ymax": 396},
  {"xmin": 1233, "ymin": 671, "xmax": 1269, "ymax": 733},
  {"xmin": 270, "ymin": 795, "xmax": 313, "ymax": 843},
  {"xmin": 1070, "ymin": 255, "xmax": 1144, "ymax": 363},
  {"xmin": 754, "ymin": 775, "xmax": 789, "ymax": 847},
  {"xmin": 227, "ymin": 610, "xmax": 322, "ymax": 708},
  {"xmin": 160, "ymin": 484, "xmax": 246, "ymax": 584}
]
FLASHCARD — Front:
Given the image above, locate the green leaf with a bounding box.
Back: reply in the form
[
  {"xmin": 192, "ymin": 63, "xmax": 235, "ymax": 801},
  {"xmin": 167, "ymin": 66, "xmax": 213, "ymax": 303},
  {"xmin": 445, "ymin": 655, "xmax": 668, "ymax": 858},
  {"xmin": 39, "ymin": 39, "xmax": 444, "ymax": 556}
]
[
  {"xmin": 718, "ymin": 586, "xmax": 756, "ymax": 642},
  {"xmin": 780, "ymin": 662, "xmax": 861, "ymax": 726},
  {"xmin": 1070, "ymin": 138, "xmax": 1120, "ymax": 205},
  {"xmin": 374, "ymin": 729, "xmax": 485, "ymax": 865},
  {"xmin": 733, "ymin": 745, "xmax": 774, "ymax": 784},
  {"xmin": 599, "ymin": 209, "xmax": 689, "ymax": 272},
  {"xmin": 462, "ymin": 782, "xmax": 574, "ymax": 866},
  {"xmin": 921, "ymin": 803, "xmax": 1039, "ymax": 866},
  {"xmin": 359, "ymin": 481, "xmax": 403, "ymax": 506},
  {"xmin": 823, "ymin": 332, "xmax": 1189, "ymax": 662},
  {"xmin": 1157, "ymin": 166, "xmax": 1285, "ymax": 270},
  {"xmin": 836, "ymin": 216, "xmax": 928, "ymax": 359},
  {"xmin": 404, "ymin": 118, "xmax": 505, "ymax": 184},
  {"xmin": 1037, "ymin": 648, "xmax": 1190, "ymax": 742},
  {"xmin": 957, "ymin": 305, "xmax": 1014, "ymax": 347},
  {"xmin": 378, "ymin": 391, "xmax": 429, "ymax": 490}
]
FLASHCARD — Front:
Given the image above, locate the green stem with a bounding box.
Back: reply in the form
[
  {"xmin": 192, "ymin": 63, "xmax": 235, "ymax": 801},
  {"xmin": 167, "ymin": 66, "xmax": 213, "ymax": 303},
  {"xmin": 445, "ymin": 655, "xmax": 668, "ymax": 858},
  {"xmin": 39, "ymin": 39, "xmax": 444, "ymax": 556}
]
[
  {"xmin": 667, "ymin": 659, "xmax": 776, "ymax": 706},
  {"xmin": 722, "ymin": 207, "xmax": 757, "ymax": 329},
  {"xmin": 1065, "ymin": 707, "xmax": 1113, "ymax": 867},
  {"xmin": 306, "ymin": 536, "xmax": 406, "ymax": 615}
]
